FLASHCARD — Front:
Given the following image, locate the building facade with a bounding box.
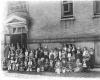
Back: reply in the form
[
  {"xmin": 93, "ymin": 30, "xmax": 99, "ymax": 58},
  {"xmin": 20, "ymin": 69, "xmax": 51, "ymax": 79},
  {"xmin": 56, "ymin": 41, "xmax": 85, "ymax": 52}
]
[{"xmin": 5, "ymin": 0, "xmax": 100, "ymax": 65}]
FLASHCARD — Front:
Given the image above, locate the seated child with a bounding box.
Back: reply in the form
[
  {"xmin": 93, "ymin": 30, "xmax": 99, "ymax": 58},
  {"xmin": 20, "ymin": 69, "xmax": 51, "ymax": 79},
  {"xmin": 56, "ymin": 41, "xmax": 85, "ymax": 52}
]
[
  {"xmin": 27, "ymin": 59, "xmax": 33, "ymax": 71},
  {"xmin": 37, "ymin": 59, "xmax": 41, "ymax": 72},
  {"xmin": 61, "ymin": 59, "xmax": 67, "ymax": 73},
  {"xmin": 24, "ymin": 59, "xmax": 28, "ymax": 71},
  {"xmin": 3, "ymin": 58, "xmax": 8, "ymax": 70},
  {"xmin": 19, "ymin": 61, "xmax": 24, "ymax": 71},
  {"xmin": 67, "ymin": 48, "xmax": 72, "ymax": 62},
  {"xmin": 10, "ymin": 59, "xmax": 14, "ymax": 71},
  {"xmin": 15, "ymin": 62, "xmax": 19, "ymax": 71},
  {"xmin": 7, "ymin": 60, "xmax": 12, "ymax": 71},
  {"xmin": 40, "ymin": 58, "xmax": 45, "ymax": 72},
  {"xmin": 32, "ymin": 58, "xmax": 36, "ymax": 71},
  {"xmin": 55, "ymin": 59, "xmax": 62, "ymax": 74},
  {"xmin": 44, "ymin": 58, "xmax": 49, "ymax": 71},
  {"xmin": 12, "ymin": 61, "xmax": 16, "ymax": 71},
  {"xmin": 74, "ymin": 59, "xmax": 82, "ymax": 72},
  {"xmin": 49, "ymin": 60, "xmax": 55, "ymax": 72}
]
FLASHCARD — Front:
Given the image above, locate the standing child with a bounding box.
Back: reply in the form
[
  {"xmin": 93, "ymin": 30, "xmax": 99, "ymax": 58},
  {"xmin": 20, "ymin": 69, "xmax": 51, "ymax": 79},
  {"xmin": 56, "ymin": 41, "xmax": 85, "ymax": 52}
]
[{"xmin": 82, "ymin": 47, "xmax": 90, "ymax": 72}]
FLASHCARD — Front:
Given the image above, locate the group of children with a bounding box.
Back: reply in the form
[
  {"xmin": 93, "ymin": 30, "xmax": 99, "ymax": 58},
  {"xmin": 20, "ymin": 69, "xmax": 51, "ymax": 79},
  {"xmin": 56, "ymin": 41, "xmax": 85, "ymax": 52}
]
[{"xmin": 3, "ymin": 43, "xmax": 95, "ymax": 74}]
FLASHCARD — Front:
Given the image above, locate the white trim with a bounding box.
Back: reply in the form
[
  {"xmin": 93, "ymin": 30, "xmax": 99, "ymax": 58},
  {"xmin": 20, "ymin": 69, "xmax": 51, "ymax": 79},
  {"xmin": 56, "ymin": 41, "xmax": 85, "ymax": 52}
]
[{"xmin": 6, "ymin": 15, "xmax": 26, "ymax": 24}]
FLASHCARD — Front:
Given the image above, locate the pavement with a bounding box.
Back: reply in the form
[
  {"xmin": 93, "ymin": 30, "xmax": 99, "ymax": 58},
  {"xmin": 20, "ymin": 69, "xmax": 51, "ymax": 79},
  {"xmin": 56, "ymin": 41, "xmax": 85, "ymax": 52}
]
[{"xmin": 2, "ymin": 68, "xmax": 100, "ymax": 78}]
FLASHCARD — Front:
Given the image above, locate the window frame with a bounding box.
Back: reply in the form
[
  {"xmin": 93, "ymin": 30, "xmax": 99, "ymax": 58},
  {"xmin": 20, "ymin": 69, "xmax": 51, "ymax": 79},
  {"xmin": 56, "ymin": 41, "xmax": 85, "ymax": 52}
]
[
  {"xmin": 61, "ymin": 0, "xmax": 73, "ymax": 19},
  {"xmin": 93, "ymin": 0, "xmax": 100, "ymax": 15}
]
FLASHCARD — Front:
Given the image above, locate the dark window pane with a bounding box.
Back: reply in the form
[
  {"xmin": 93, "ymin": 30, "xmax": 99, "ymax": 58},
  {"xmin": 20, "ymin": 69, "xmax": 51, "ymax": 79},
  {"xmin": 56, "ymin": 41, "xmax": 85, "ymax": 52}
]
[
  {"xmin": 63, "ymin": 4, "xmax": 69, "ymax": 11},
  {"xmin": 13, "ymin": 28, "xmax": 16, "ymax": 33},
  {"xmin": 18, "ymin": 27, "xmax": 21, "ymax": 32},
  {"xmin": 95, "ymin": 1, "xmax": 100, "ymax": 14}
]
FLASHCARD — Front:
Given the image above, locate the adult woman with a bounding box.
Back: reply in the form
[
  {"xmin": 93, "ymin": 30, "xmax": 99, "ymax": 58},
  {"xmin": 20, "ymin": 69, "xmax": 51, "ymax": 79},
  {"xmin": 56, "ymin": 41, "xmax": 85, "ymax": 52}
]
[{"xmin": 89, "ymin": 48, "xmax": 95, "ymax": 69}]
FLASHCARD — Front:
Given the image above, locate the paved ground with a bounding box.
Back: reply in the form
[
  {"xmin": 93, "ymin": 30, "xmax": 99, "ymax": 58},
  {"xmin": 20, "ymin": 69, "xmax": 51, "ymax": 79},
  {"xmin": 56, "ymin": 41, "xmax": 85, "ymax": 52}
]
[{"xmin": 2, "ymin": 68, "xmax": 100, "ymax": 78}]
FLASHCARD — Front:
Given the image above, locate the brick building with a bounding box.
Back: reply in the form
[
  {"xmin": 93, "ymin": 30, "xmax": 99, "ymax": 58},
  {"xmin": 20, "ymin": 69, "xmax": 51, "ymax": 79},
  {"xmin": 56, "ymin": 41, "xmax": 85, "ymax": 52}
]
[{"xmin": 5, "ymin": 0, "xmax": 100, "ymax": 65}]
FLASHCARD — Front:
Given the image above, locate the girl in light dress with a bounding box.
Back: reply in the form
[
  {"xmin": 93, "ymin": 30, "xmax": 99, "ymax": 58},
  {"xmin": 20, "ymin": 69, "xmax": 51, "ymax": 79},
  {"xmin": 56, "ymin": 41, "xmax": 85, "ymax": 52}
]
[{"xmin": 27, "ymin": 59, "xmax": 33, "ymax": 71}]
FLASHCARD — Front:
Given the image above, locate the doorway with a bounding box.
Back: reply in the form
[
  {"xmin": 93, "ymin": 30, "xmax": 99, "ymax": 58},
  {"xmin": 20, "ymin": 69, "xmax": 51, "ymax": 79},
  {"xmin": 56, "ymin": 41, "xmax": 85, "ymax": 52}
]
[{"xmin": 10, "ymin": 33, "xmax": 27, "ymax": 49}]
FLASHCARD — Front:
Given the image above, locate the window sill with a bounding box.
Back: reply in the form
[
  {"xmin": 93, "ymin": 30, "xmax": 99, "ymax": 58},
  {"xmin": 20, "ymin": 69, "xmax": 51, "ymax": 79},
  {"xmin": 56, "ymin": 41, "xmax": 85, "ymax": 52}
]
[
  {"xmin": 93, "ymin": 15, "xmax": 100, "ymax": 19},
  {"xmin": 61, "ymin": 16, "xmax": 75, "ymax": 21}
]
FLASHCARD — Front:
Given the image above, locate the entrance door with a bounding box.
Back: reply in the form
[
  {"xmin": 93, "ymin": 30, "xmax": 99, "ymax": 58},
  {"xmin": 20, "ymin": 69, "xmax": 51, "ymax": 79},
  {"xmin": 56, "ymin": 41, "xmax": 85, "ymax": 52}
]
[{"xmin": 10, "ymin": 33, "xmax": 27, "ymax": 49}]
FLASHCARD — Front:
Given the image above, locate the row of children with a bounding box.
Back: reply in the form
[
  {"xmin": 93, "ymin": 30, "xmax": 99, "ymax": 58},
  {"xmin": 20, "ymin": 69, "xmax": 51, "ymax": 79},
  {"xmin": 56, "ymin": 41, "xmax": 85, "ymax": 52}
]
[{"xmin": 3, "ymin": 43, "xmax": 95, "ymax": 74}]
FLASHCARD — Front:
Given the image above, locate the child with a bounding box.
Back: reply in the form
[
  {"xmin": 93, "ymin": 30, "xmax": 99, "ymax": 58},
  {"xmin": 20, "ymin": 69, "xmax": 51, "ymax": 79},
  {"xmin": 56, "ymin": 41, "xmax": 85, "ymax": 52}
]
[
  {"xmin": 74, "ymin": 59, "xmax": 82, "ymax": 72},
  {"xmin": 82, "ymin": 47, "xmax": 90, "ymax": 71},
  {"xmin": 61, "ymin": 59, "xmax": 67, "ymax": 73},
  {"xmin": 44, "ymin": 48, "xmax": 49, "ymax": 59},
  {"xmin": 12, "ymin": 61, "xmax": 16, "ymax": 71},
  {"xmin": 27, "ymin": 59, "xmax": 33, "ymax": 71},
  {"xmin": 32, "ymin": 58, "xmax": 36, "ymax": 71},
  {"xmin": 37, "ymin": 59, "xmax": 41, "ymax": 72},
  {"xmin": 24, "ymin": 59, "xmax": 28, "ymax": 71},
  {"xmin": 44, "ymin": 58, "xmax": 49, "ymax": 71},
  {"xmin": 58, "ymin": 49, "xmax": 62, "ymax": 60},
  {"xmin": 19, "ymin": 50, "xmax": 24, "ymax": 61},
  {"xmin": 40, "ymin": 58, "xmax": 45, "ymax": 72},
  {"xmin": 7, "ymin": 60, "xmax": 12, "ymax": 71},
  {"xmin": 55, "ymin": 59, "xmax": 62, "ymax": 74},
  {"xmin": 61, "ymin": 50, "xmax": 67, "ymax": 60},
  {"xmin": 10, "ymin": 57, "xmax": 14, "ymax": 71},
  {"xmin": 29, "ymin": 51, "xmax": 34, "ymax": 60},
  {"xmin": 15, "ymin": 62, "xmax": 19, "ymax": 71},
  {"xmin": 49, "ymin": 60, "xmax": 54, "ymax": 72},
  {"xmin": 72, "ymin": 45, "xmax": 76, "ymax": 61},
  {"xmin": 67, "ymin": 48, "xmax": 72, "ymax": 62},
  {"xmin": 76, "ymin": 47, "xmax": 82, "ymax": 63},
  {"xmin": 19, "ymin": 61, "xmax": 24, "ymax": 71},
  {"xmin": 49, "ymin": 50, "xmax": 54, "ymax": 61}
]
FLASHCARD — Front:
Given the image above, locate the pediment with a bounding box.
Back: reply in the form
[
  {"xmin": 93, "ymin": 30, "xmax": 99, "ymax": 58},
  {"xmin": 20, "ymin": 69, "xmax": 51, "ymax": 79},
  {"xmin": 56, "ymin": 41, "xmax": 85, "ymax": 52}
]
[{"xmin": 6, "ymin": 15, "xmax": 26, "ymax": 24}]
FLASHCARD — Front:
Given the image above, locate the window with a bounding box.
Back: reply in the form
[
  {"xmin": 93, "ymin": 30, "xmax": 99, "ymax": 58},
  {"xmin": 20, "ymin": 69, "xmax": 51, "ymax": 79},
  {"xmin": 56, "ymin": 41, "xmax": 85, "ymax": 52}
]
[
  {"xmin": 94, "ymin": 1, "xmax": 100, "ymax": 15},
  {"xmin": 18, "ymin": 27, "xmax": 22, "ymax": 33},
  {"xmin": 13, "ymin": 28, "xmax": 16, "ymax": 33},
  {"xmin": 61, "ymin": 0, "xmax": 73, "ymax": 18}
]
